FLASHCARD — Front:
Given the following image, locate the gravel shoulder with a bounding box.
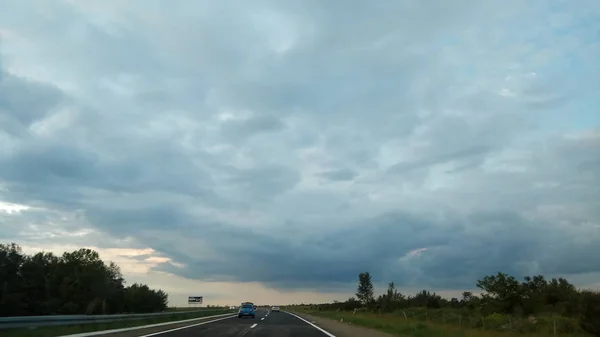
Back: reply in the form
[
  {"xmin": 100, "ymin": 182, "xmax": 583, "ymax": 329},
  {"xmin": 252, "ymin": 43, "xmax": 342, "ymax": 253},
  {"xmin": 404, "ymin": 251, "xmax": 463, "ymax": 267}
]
[{"xmin": 289, "ymin": 311, "xmax": 396, "ymax": 337}]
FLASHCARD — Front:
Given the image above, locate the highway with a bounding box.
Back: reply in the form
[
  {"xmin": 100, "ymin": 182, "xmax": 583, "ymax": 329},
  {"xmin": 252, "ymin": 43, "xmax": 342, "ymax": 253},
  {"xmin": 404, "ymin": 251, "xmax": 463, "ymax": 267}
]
[{"xmin": 138, "ymin": 309, "xmax": 334, "ymax": 337}]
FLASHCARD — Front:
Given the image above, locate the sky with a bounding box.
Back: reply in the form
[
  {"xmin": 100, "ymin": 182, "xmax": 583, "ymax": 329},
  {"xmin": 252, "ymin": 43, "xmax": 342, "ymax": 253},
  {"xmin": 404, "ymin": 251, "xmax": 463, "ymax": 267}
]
[{"xmin": 1, "ymin": 0, "xmax": 599, "ymax": 307}]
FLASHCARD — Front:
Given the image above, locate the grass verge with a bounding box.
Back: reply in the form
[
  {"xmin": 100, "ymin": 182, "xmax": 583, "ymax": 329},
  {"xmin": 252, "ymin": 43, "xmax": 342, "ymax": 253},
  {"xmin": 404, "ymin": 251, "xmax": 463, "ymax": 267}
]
[
  {"xmin": 300, "ymin": 310, "xmax": 591, "ymax": 337},
  {"xmin": 0, "ymin": 309, "xmax": 235, "ymax": 337},
  {"xmin": 165, "ymin": 307, "xmax": 226, "ymax": 312}
]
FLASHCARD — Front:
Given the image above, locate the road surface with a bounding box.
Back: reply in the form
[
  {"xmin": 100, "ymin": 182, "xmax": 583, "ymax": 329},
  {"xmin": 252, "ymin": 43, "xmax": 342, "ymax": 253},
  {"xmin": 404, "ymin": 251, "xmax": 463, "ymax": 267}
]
[{"xmin": 138, "ymin": 309, "xmax": 334, "ymax": 337}]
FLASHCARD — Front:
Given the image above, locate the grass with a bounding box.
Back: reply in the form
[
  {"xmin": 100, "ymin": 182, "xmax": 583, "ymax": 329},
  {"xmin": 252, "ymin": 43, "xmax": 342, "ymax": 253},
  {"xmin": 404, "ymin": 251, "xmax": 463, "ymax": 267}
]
[
  {"xmin": 297, "ymin": 309, "xmax": 592, "ymax": 337},
  {"xmin": 165, "ymin": 306, "xmax": 224, "ymax": 311},
  {"xmin": 0, "ymin": 309, "xmax": 235, "ymax": 337}
]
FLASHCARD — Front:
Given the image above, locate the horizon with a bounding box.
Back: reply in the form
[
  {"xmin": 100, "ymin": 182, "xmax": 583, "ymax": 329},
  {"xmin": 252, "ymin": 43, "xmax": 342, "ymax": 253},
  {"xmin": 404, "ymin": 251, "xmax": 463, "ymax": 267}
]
[{"xmin": 5, "ymin": 241, "xmax": 600, "ymax": 307}]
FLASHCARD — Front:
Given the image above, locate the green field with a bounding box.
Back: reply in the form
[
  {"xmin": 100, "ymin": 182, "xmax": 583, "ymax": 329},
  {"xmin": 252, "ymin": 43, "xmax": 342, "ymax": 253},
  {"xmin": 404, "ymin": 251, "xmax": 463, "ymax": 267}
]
[
  {"xmin": 165, "ymin": 306, "xmax": 227, "ymax": 311},
  {"xmin": 297, "ymin": 308, "xmax": 591, "ymax": 337},
  {"xmin": 1, "ymin": 309, "xmax": 235, "ymax": 337}
]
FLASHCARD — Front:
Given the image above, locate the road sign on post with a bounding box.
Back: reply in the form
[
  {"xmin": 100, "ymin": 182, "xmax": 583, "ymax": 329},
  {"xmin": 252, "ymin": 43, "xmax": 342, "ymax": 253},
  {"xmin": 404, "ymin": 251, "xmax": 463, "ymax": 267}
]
[{"xmin": 188, "ymin": 296, "xmax": 203, "ymax": 304}]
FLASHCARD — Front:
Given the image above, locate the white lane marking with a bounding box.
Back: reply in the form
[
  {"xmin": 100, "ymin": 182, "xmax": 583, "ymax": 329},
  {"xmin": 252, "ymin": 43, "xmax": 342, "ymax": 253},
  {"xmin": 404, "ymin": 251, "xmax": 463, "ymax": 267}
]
[
  {"xmin": 284, "ymin": 311, "xmax": 336, "ymax": 337},
  {"xmin": 250, "ymin": 323, "xmax": 258, "ymax": 328},
  {"xmin": 56, "ymin": 313, "xmax": 234, "ymax": 337},
  {"xmin": 136, "ymin": 315, "xmax": 236, "ymax": 337},
  {"xmin": 261, "ymin": 317, "xmax": 265, "ymax": 320}
]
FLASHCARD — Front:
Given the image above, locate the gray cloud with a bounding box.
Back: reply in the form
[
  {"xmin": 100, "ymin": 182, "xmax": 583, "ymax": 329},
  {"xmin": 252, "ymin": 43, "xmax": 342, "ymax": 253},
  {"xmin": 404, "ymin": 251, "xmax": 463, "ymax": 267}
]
[
  {"xmin": 0, "ymin": 74, "xmax": 63, "ymax": 134},
  {"xmin": 220, "ymin": 114, "xmax": 287, "ymax": 144},
  {"xmin": 1, "ymin": 0, "xmax": 599, "ymax": 295},
  {"xmin": 319, "ymin": 168, "xmax": 357, "ymax": 182}
]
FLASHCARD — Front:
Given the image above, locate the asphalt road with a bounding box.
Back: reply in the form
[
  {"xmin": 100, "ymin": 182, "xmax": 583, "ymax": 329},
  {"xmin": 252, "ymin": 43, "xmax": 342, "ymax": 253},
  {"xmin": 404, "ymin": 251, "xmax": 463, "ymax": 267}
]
[{"xmin": 138, "ymin": 309, "xmax": 334, "ymax": 337}]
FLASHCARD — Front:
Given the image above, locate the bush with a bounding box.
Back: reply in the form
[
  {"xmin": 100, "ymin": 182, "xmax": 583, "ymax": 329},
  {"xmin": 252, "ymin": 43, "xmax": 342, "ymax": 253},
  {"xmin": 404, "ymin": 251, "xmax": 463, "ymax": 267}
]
[{"xmin": 483, "ymin": 312, "xmax": 512, "ymax": 331}]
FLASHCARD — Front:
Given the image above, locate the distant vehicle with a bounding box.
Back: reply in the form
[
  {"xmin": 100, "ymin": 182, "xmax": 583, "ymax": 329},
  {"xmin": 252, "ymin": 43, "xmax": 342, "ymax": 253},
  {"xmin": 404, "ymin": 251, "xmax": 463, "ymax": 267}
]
[
  {"xmin": 238, "ymin": 303, "xmax": 256, "ymax": 319},
  {"xmin": 253, "ymin": 305, "xmax": 257, "ymax": 311},
  {"xmin": 272, "ymin": 306, "xmax": 280, "ymax": 312}
]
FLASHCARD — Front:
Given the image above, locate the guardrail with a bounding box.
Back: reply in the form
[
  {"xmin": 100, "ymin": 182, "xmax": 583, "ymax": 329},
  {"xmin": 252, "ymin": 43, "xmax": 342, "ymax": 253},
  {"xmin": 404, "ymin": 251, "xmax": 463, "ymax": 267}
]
[{"xmin": 0, "ymin": 309, "xmax": 233, "ymax": 329}]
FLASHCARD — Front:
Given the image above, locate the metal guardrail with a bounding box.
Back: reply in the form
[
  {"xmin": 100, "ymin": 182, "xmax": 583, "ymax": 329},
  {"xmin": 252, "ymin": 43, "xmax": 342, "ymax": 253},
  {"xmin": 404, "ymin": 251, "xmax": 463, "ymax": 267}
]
[{"xmin": 0, "ymin": 309, "xmax": 232, "ymax": 329}]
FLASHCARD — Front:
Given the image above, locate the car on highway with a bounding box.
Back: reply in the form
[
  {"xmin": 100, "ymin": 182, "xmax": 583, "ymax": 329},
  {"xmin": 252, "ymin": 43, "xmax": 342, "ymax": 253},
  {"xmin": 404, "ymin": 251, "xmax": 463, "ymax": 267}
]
[
  {"xmin": 271, "ymin": 306, "xmax": 280, "ymax": 312},
  {"xmin": 238, "ymin": 303, "xmax": 256, "ymax": 319}
]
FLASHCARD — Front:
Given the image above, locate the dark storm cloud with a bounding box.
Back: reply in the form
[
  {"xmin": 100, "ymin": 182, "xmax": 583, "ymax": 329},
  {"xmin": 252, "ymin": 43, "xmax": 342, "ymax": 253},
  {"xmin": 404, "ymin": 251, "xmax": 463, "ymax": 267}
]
[
  {"xmin": 151, "ymin": 208, "xmax": 600, "ymax": 290},
  {"xmin": 0, "ymin": 0, "xmax": 599, "ymax": 293}
]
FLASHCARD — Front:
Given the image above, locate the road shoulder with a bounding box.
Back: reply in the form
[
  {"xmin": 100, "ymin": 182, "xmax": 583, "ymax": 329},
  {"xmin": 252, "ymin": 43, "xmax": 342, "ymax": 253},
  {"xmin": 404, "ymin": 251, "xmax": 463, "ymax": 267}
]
[
  {"xmin": 59, "ymin": 314, "xmax": 236, "ymax": 337},
  {"xmin": 287, "ymin": 311, "xmax": 395, "ymax": 337}
]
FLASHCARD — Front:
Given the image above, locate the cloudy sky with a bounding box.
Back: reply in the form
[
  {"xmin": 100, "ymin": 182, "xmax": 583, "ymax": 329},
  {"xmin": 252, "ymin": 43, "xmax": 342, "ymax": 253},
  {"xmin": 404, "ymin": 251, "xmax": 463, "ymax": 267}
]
[{"xmin": 1, "ymin": 0, "xmax": 600, "ymax": 306}]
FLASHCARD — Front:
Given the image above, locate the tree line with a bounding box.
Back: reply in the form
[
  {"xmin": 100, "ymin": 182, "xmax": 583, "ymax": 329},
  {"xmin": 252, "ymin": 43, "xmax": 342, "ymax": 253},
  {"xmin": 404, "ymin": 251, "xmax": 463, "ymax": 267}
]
[
  {"xmin": 293, "ymin": 271, "xmax": 600, "ymax": 336},
  {"xmin": 0, "ymin": 243, "xmax": 168, "ymax": 316}
]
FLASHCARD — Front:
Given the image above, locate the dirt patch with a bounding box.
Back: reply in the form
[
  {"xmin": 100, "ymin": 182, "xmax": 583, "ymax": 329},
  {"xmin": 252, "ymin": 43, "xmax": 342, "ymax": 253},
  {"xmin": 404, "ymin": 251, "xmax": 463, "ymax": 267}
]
[{"xmin": 290, "ymin": 311, "xmax": 396, "ymax": 337}]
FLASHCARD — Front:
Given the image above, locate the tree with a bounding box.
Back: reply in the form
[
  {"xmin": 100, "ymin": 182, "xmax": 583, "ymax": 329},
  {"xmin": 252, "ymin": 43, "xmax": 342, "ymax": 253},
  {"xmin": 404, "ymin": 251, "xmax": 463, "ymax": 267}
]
[
  {"xmin": 356, "ymin": 272, "xmax": 374, "ymax": 307},
  {"xmin": 344, "ymin": 297, "xmax": 361, "ymax": 310},
  {"xmin": 0, "ymin": 243, "xmax": 26, "ymax": 316},
  {"xmin": 288, "ymin": 269, "xmax": 600, "ymax": 331},
  {"xmin": 461, "ymin": 291, "xmax": 473, "ymax": 302},
  {"xmin": 0, "ymin": 242, "xmax": 169, "ymax": 316},
  {"xmin": 580, "ymin": 291, "xmax": 600, "ymax": 336},
  {"xmin": 19, "ymin": 252, "xmax": 61, "ymax": 315},
  {"xmin": 378, "ymin": 282, "xmax": 403, "ymax": 312},
  {"xmin": 450, "ymin": 297, "xmax": 460, "ymax": 308},
  {"xmin": 124, "ymin": 283, "xmax": 168, "ymax": 313},
  {"xmin": 521, "ymin": 275, "xmax": 548, "ymax": 314},
  {"xmin": 545, "ymin": 277, "xmax": 577, "ymax": 314},
  {"xmin": 411, "ymin": 290, "xmax": 442, "ymax": 308},
  {"xmin": 476, "ymin": 272, "xmax": 524, "ymax": 314}
]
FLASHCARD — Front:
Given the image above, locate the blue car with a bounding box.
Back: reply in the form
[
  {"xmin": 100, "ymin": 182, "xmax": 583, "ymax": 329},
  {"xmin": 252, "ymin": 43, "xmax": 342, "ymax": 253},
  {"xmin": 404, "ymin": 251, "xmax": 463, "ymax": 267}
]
[{"xmin": 238, "ymin": 303, "xmax": 255, "ymax": 318}]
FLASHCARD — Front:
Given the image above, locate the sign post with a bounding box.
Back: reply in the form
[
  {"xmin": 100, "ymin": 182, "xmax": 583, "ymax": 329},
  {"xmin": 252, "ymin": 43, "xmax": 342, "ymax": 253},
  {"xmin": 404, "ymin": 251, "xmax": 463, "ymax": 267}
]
[{"xmin": 188, "ymin": 296, "xmax": 203, "ymax": 309}]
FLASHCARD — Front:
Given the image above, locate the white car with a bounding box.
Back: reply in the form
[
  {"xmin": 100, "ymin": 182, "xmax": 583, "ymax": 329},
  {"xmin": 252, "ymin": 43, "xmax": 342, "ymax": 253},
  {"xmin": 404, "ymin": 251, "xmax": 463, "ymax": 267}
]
[{"xmin": 271, "ymin": 306, "xmax": 280, "ymax": 312}]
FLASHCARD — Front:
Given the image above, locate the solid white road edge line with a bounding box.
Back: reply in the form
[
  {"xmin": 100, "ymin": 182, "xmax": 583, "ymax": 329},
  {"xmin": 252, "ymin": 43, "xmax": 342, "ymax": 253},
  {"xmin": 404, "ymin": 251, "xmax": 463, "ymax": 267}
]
[
  {"xmin": 284, "ymin": 311, "xmax": 336, "ymax": 337},
  {"xmin": 137, "ymin": 315, "xmax": 236, "ymax": 337},
  {"xmin": 250, "ymin": 323, "xmax": 258, "ymax": 328},
  {"xmin": 56, "ymin": 313, "xmax": 235, "ymax": 337}
]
